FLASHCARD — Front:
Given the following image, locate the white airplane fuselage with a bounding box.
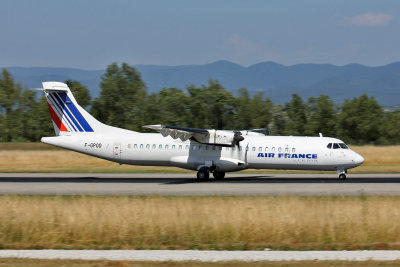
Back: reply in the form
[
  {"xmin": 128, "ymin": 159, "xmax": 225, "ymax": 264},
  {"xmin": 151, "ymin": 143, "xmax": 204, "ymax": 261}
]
[
  {"xmin": 42, "ymin": 132, "xmax": 364, "ymax": 172},
  {"xmin": 39, "ymin": 81, "xmax": 364, "ymax": 180}
]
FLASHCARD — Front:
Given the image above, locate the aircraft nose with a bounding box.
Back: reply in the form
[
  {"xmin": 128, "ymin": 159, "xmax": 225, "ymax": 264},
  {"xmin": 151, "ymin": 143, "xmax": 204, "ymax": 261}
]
[{"xmin": 353, "ymin": 153, "xmax": 364, "ymax": 166}]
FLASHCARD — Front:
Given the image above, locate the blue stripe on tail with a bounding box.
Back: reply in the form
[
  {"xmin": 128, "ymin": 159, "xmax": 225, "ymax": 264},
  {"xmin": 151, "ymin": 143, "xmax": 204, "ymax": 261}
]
[
  {"xmin": 58, "ymin": 93, "xmax": 94, "ymax": 132},
  {"xmin": 52, "ymin": 93, "xmax": 84, "ymax": 132},
  {"xmin": 48, "ymin": 94, "xmax": 78, "ymax": 132}
]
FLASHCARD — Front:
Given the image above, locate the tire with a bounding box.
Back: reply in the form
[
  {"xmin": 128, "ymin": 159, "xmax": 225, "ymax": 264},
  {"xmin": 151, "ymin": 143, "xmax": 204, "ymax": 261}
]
[
  {"xmin": 213, "ymin": 171, "xmax": 226, "ymax": 180},
  {"xmin": 197, "ymin": 168, "xmax": 209, "ymax": 181},
  {"xmin": 339, "ymin": 174, "xmax": 346, "ymax": 180}
]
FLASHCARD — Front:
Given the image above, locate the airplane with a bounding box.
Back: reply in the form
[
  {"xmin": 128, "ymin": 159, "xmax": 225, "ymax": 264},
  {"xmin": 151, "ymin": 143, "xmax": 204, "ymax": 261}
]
[{"xmin": 40, "ymin": 81, "xmax": 364, "ymax": 181}]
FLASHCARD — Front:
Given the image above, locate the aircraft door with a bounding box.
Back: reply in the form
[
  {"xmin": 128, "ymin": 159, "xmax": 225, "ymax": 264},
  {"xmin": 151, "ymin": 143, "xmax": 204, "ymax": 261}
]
[{"xmin": 113, "ymin": 142, "xmax": 121, "ymax": 159}]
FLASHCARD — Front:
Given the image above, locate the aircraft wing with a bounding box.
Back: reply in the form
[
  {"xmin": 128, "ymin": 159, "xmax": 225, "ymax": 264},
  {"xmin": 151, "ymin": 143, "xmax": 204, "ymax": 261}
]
[
  {"xmin": 144, "ymin": 124, "xmax": 244, "ymax": 146},
  {"xmin": 144, "ymin": 124, "xmax": 206, "ymax": 142}
]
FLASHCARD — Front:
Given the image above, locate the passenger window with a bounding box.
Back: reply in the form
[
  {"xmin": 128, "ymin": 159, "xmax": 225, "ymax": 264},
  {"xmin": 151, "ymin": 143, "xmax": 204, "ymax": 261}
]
[
  {"xmin": 232, "ymin": 147, "xmax": 236, "ymax": 151},
  {"xmin": 212, "ymin": 146, "xmax": 216, "ymax": 150},
  {"xmin": 252, "ymin": 147, "xmax": 256, "ymax": 151},
  {"xmin": 278, "ymin": 147, "xmax": 282, "ymax": 152},
  {"xmin": 205, "ymin": 146, "xmax": 209, "ymax": 150},
  {"xmin": 134, "ymin": 144, "xmax": 137, "ymax": 149},
  {"xmin": 292, "ymin": 148, "xmax": 296, "ymax": 153},
  {"xmin": 265, "ymin": 147, "xmax": 268, "ymax": 151},
  {"xmin": 185, "ymin": 145, "xmax": 189, "ymax": 150},
  {"xmin": 219, "ymin": 147, "xmax": 223, "ymax": 151},
  {"xmin": 285, "ymin": 147, "xmax": 289, "ymax": 153},
  {"xmin": 165, "ymin": 145, "xmax": 169, "ymax": 149},
  {"xmin": 327, "ymin": 143, "xmax": 332, "ymax": 149},
  {"xmin": 259, "ymin": 147, "xmax": 262, "ymax": 151},
  {"xmin": 172, "ymin": 145, "xmax": 175, "ymax": 150},
  {"xmin": 192, "ymin": 145, "xmax": 196, "ymax": 150},
  {"xmin": 140, "ymin": 144, "xmax": 143, "ymax": 149},
  {"xmin": 179, "ymin": 145, "xmax": 182, "ymax": 149},
  {"xmin": 226, "ymin": 147, "xmax": 229, "ymax": 151},
  {"xmin": 272, "ymin": 147, "xmax": 275, "ymax": 152},
  {"xmin": 152, "ymin": 144, "xmax": 156, "ymax": 149},
  {"xmin": 159, "ymin": 144, "xmax": 162, "ymax": 149},
  {"xmin": 333, "ymin": 143, "xmax": 340, "ymax": 149},
  {"xmin": 146, "ymin": 144, "xmax": 150, "ymax": 149},
  {"xmin": 239, "ymin": 146, "xmax": 242, "ymax": 151},
  {"xmin": 198, "ymin": 145, "xmax": 202, "ymax": 150}
]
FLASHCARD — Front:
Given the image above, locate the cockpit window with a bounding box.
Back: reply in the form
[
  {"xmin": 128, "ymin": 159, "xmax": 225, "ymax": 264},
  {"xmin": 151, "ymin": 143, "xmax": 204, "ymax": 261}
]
[
  {"xmin": 339, "ymin": 143, "xmax": 348, "ymax": 149},
  {"xmin": 333, "ymin": 143, "xmax": 340, "ymax": 149},
  {"xmin": 327, "ymin": 143, "xmax": 332, "ymax": 149}
]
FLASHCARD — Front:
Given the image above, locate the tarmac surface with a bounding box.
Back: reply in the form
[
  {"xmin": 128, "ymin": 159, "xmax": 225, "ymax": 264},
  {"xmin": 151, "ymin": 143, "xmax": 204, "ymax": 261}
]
[
  {"xmin": 1, "ymin": 249, "xmax": 400, "ymax": 261},
  {"xmin": 0, "ymin": 173, "xmax": 400, "ymax": 195}
]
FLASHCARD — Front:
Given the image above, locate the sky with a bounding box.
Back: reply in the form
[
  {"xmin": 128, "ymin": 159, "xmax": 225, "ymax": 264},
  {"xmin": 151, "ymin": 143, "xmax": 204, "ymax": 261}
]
[{"xmin": 1, "ymin": 0, "xmax": 399, "ymax": 69}]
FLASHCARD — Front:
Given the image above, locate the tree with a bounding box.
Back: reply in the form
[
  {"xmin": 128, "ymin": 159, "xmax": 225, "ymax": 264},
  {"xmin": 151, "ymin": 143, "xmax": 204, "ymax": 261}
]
[
  {"xmin": 230, "ymin": 88, "xmax": 252, "ymax": 130},
  {"xmin": 187, "ymin": 80, "xmax": 234, "ymax": 129},
  {"xmin": 157, "ymin": 87, "xmax": 189, "ymax": 125},
  {"xmin": 380, "ymin": 111, "xmax": 400, "ymax": 144},
  {"xmin": 337, "ymin": 94, "xmax": 383, "ymax": 144},
  {"xmin": 65, "ymin": 80, "xmax": 91, "ymax": 108},
  {"xmin": 306, "ymin": 95, "xmax": 337, "ymax": 137},
  {"xmin": 17, "ymin": 90, "xmax": 38, "ymax": 141},
  {"xmin": 284, "ymin": 94, "xmax": 307, "ymax": 135},
  {"xmin": 268, "ymin": 104, "xmax": 287, "ymax": 135},
  {"xmin": 0, "ymin": 69, "xmax": 21, "ymax": 141},
  {"xmin": 248, "ymin": 92, "xmax": 273, "ymax": 129},
  {"xmin": 91, "ymin": 62, "xmax": 147, "ymax": 131}
]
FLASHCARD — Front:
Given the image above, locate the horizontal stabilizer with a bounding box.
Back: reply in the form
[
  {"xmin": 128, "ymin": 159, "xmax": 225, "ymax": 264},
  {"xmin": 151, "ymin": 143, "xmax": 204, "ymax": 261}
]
[{"xmin": 42, "ymin": 81, "xmax": 69, "ymax": 92}]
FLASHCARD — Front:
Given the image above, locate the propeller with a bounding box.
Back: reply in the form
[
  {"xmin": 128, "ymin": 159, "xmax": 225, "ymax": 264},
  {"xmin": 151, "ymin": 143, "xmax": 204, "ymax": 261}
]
[{"xmin": 232, "ymin": 131, "xmax": 244, "ymax": 147}]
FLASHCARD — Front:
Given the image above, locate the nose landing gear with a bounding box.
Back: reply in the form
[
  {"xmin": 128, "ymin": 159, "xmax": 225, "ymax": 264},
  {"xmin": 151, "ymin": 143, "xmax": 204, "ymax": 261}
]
[{"xmin": 337, "ymin": 169, "xmax": 347, "ymax": 180}]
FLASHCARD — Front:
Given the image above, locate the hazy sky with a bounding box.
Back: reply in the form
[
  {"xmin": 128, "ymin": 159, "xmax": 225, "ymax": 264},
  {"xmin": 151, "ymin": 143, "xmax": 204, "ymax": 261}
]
[{"xmin": 1, "ymin": 0, "xmax": 399, "ymax": 69}]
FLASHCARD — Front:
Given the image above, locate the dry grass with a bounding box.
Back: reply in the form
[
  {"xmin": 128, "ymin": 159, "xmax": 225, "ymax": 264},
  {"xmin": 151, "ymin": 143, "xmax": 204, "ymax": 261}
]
[
  {"xmin": 0, "ymin": 143, "xmax": 399, "ymax": 173},
  {"xmin": 0, "ymin": 195, "xmax": 400, "ymax": 250},
  {"xmin": 2, "ymin": 258, "xmax": 400, "ymax": 267},
  {"xmin": 0, "ymin": 150, "xmax": 190, "ymax": 173}
]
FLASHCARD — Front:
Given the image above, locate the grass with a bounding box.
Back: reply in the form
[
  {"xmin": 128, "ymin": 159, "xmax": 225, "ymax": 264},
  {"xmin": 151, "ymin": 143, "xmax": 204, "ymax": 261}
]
[
  {"xmin": 0, "ymin": 195, "xmax": 400, "ymax": 250},
  {"xmin": 0, "ymin": 143, "xmax": 399, "ymax": 173},
  {"xmin": 2, "ymin": 259, "xmax": 400, "ymax": 267}
]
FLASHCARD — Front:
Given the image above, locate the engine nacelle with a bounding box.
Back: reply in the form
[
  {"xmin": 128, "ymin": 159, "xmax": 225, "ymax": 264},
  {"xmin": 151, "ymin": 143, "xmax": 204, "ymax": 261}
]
[{"xmin": 193, "ymin": 130, "xmax": 236, "ymax": 146}]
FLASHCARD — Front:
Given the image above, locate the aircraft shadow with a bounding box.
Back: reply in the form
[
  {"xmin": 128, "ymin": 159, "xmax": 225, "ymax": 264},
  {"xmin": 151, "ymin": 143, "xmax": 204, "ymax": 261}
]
[{"xmin": 0, "ymin": 176, "xmax": 399, "ymax": 184}]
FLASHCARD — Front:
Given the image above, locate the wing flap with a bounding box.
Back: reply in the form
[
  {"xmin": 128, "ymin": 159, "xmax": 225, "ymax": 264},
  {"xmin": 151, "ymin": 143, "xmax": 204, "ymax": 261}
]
[{"xmin": 144, "ymin": 125, "xmax": 196, "ymax": 141}]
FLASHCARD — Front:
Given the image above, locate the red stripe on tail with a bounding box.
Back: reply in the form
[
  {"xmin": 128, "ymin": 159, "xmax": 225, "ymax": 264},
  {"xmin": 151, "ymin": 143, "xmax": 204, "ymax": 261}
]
[{"xmin": 47, "ymin": 103, "xmax": 68, "ymax": 132}]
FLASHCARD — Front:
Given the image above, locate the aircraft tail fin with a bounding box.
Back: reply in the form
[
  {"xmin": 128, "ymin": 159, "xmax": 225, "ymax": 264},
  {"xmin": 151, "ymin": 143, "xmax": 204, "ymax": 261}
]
[{"xmin": 42, "ymin": 81, "xmax": 104, "ymax": 136}]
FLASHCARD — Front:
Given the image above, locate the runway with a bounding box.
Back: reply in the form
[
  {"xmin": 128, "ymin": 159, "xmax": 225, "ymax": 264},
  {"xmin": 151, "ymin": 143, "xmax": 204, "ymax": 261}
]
[{"xmin": 0, "ymin": 173, "xmax": 400, "ymax": 195}]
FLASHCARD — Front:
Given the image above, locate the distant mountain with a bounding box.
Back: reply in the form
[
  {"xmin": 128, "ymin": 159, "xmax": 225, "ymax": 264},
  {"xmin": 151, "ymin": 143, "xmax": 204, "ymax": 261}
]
[{"xmin": 4, "ymin": 60, "xmax": 400, "ymax": 105}]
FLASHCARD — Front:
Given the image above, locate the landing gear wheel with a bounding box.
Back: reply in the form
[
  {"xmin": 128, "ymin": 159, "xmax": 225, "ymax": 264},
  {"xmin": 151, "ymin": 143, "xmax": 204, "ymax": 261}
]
[
  {"xmin": 339, "ymin": 174, "xmax": 346, "ymax": 180},
  {"xmin": 197, "ymin": 168, "xmax": 210, "ymax": 181},
  {"xmin": 213, "ymin": 171, "xmax": 226, "ymax": 180}
]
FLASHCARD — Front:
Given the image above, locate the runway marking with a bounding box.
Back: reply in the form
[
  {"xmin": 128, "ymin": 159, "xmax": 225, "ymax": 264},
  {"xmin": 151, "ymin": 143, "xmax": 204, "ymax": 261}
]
[{"xmin": 0, "ymin": 250, "xmax": 400, "ymax": 261}]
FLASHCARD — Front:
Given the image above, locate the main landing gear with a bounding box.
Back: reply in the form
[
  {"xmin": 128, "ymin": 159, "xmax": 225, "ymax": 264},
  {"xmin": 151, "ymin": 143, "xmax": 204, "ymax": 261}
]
[
  {"xmin": 196, "ymin": 167, "xmax": 210, "ymax": 181},
  {"xmin": 196, "ymin": 167, "xmax": 226, "ymax": 181},
  {"xmin": 338, "ymin": 169, "xmax": 347, "ymax": 180}
]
